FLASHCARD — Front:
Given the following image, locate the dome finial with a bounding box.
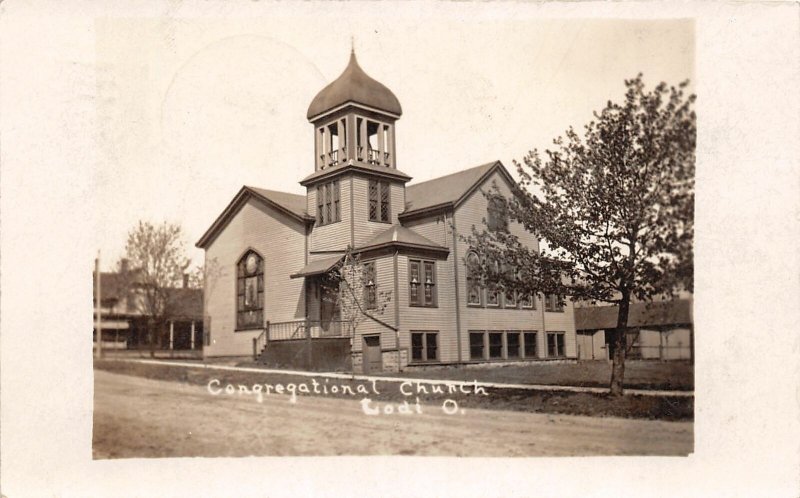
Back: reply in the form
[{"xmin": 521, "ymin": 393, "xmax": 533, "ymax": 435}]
[{"xmin": 350, "ymin": 36, "xmax": 355, "ymax": 55}]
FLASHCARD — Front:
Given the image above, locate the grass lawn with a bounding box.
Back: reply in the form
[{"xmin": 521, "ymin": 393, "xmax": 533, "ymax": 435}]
[
  {"xmin": 372, "ymin": 360, "xmax": 694, "ymax": 391},
  {"xmin": 94, "ymin": 359, "xmax": 693, "ymax": 421}
]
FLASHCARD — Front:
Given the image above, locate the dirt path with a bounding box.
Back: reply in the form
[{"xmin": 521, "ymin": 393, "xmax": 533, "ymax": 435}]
[{"xmin": 93, "ymin": 370, "xmax": 693, "ymax": 458}]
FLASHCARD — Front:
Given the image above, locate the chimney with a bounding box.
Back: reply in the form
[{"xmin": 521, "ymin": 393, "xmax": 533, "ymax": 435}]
[
  {"xmin": 120, "ymin": 258, "xmax": 129, "ymax": 274},
  {"xmin": 183, "ymin": 273, "xmax": 189, "ymax": 289}
]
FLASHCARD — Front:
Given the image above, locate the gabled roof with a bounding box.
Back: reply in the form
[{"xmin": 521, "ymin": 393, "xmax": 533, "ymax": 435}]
[
  {"xmin": 575, "ymin": 299, "xmax": 693, "ymax": 331},
  {"xmin": 196, "ymin": 186, "xmax": 313, "ymax": 249},
  {"xmin": 400, "ymin": 161, "xmax": 513, "ymax": 220},
  {"xmin": 167, "ymin": 287, "xmax": 204, "ymax": 320},
  {"xmin": 307, "ymin": 50, "xmax": 402, "ymax": 121},
  {"xmin": 355, "ymin": 225, "xmax": 449, "ymax": 255}
]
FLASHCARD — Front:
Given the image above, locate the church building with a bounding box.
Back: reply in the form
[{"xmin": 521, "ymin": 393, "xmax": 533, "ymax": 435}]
[{"xmin": 196, "ymin": 50, "xmax": 577, "ymax": 373}]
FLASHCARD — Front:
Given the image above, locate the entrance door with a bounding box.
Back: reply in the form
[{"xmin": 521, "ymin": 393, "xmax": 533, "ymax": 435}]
[
  {"xmin": 362, "ymin": 335, "xmax": 382, "ymax": 374},
  {"xmin": 319, "ymin": 280, "xmax": 341, "ymax": 336}
]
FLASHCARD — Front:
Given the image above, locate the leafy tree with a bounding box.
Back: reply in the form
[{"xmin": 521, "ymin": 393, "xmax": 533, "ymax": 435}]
[
  {"xmin": 117, "ymin": 221, "xmax": 191, "ymax": 357},
  {"xmin": 468, "ymin": 74, "xmax": 695, "ymax": 395}
]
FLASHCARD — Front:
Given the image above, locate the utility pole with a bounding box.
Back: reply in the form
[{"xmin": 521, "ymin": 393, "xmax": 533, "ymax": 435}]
[{"xmin": 95, "ymin": 252, "xmax": 103, "ymax": 359}]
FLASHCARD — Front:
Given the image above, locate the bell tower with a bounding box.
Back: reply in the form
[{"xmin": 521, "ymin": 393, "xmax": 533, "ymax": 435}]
[
  {"xmin": 302, "ymin": 49, "xmax": 411, "ymax": 251},
  {"xmin": 306, "ymin": 49, "xmax": 402, "ymax": 172}
]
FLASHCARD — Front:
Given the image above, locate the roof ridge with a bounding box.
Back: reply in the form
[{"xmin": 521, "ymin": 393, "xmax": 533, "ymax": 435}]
[{"xmin": 406, "ymin": 161, "xmax": 498, "ymax": 187}]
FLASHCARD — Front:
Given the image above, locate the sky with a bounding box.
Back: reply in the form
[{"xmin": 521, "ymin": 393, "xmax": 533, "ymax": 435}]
[{"xmin": 94, "ymin": 16, "xmax": 693, "ymax": 270}]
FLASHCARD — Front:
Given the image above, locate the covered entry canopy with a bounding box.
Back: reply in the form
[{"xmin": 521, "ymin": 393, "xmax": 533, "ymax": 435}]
[{"xmin": 290, "ymin": 255, "xmax": 343, "ymax": 279}]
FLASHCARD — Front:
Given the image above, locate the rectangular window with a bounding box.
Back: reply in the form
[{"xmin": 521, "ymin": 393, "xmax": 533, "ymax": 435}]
[
  {"xmin": 325, "ymin": 183, "xmax": 332, "ymax": 223},
  {"xmin": 545, "ymin": 294, "xmax": 564, "ymax": 312},
  {"xmin": 489, "ymin": 332, "xmax": 503, "ymax": 359},
  {"xmin": 317, "ymin": 185, "xmax": 324, "ymax": 225},
  {"xmin": 469, "ymin": 332, "xmax": 485, "ymax": 360},
  {"xmin": 547, "ymin": 332, "xmax": 566, "ymax": 357},
  {"xmin": 524, "ymin": 331, "xmax": 537, "ymax": 358},
  {"xmin": 520, "ymin": 293, "xmax": 534, "ymax": 309},
  {"xmin": 486, "ymin": 288, "xmax": 500, "ymax": 307},
  {"xmin": 409, "ymin": 260, "xmax": 420, "ymax": 306},
  {"xmin": 368, "ymin": 179, "xmax": 391, "ymax": 222},
  {"xmin": 423, "ymin": 261, "xmax": 436, "ymax": 306},
  {"xmin": 316, "ymin": 180, "xmax": 341, "ymax": 226},
  {"xmin": 363, "ymin": 261, "xmax": 376, "ymax": 309},
  {"xmin": 410, "ymin": 259, "xmax": 436, "ymax": 307},
  {"xmin": 333, "ymin": 179, "xmax": 340, "ymax": 222},
  {"xmin": 506, "ymin": 331, "xmax": 521, "ymax": 358},
  {"xmin": 380, "ymin": 181, "xmax": 390, "ymax": 222},
  {"xmin": 368, "ymin": 179, "xmax": 378, "ymax": 221},
  {"xmin": 487, "ymin": 197, "xmax": 509, "ymax": 232},
  {"xmin": 411, "ymin": 332, "xmax": 438, "ymax": 362},
  {"xmin": 505, "ymin": 290, "xmax": 517, "ymax": 308}
]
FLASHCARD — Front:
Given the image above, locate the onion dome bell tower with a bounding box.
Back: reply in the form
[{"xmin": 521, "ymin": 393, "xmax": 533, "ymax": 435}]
[
  {"xmin": 302, "ymin": 49, "xmax": 411, "ymax": 252},
  {"xmin": 305, "ymin": 49, "xmax": 405, "ymax": 174}
]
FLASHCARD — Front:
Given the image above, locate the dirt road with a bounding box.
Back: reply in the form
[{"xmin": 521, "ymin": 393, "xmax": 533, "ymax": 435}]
[{"xmin": 93, "ymin": 370, "xmax": 693, "ymax": 458}]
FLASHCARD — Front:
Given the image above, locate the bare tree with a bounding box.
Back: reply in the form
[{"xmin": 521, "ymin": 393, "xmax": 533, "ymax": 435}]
[
  {"xmin": 117, "ymin": 221, "xmax": 191, "ymax": 357},
  {"xmin": 321, "ymin": 246, "xmax": 393, "ymax": 338}
]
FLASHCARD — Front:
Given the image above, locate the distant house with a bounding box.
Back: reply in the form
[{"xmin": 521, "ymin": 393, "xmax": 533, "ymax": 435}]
[
  {"xmin": 93, "ymin": 262, "xmax": 204, "ymax": 351},
  {"xmin": 574, "ymin": 299, "xmax": 693, "ymax": 361},
  {"xmin": 195, "ymin": 50, "xmax": 579, "ymax": 373}
]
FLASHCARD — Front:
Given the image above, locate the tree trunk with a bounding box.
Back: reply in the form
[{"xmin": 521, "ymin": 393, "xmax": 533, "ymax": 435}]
[{"xmin": 609, "ymin": 291, "xmax": 631, "ymax": 396}]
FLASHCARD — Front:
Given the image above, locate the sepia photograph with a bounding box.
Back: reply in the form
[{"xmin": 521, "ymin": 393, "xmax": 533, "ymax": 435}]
[
  {"xmin": 1, "ymin": 1, "xmax": 799, "ymax": 497},
  {"xmin": 90, "ymin": 16, "xmax": 695, "ymax": 459}
]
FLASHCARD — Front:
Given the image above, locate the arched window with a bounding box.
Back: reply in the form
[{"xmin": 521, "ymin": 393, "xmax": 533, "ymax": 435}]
[
  {"xmin": 465, "ymin": 251, "xmax": 482, "ymax": 306},
  {"xmin": 237, "ymin": 250, "xmax": 264, "ymax": 329}
]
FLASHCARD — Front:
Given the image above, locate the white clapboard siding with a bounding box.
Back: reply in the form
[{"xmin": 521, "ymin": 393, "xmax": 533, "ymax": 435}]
[
  {"xmin": 397, "ymin": 255, "xmax": 459, "ymax": 363},
  {"xmin": 204, "ymin": 197, "xmax": 307, "ymax": 357},
  {"xmin": 352, "ymin": 176, "xmax": 406, "ymax": 247},
  {"xmin": 451, "ymin": 169, "xmax": 577, "ymax": 361},
  {"xmin": 350, "ymin": 255, "xmax": 398, "ymax": 352},
  {"xmin": 309, "ymin": 176, "xmax": 353, "ymax": 252}
]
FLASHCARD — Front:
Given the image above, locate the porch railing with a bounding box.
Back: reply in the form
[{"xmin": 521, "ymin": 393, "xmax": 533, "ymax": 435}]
[
  {"xmin": 268, "ymin": 319, "xmax": 352, "ymax": 341},
  {"xmin": 253, "ymin": 319, "xmax": 354, "ymax": 360}
]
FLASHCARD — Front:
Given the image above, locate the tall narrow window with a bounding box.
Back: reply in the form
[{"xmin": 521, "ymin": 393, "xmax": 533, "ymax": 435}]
[
  {"xmin": 523, "ymin": 331, "xmax": 537, "ymax": 357},
  {"xmin": 409, "ymin": 260, "xmax": 420, "ymax": 306},
  {"xmin": 547, "ymin": 332, "xmax": 566, "ymax": 357},
  {"xmin": 465, "ymin": 251, "xmax": 482, "ymax": 306},
  {"xmin": 423, "ymin": 261, "xmax": 436, "ymax": 306},
  {"xmin": 487, "ymin": 197, "xmax": 509, "ymax": 232},
  {"xmin": 380, "ymin": 181, "xmax": 390, "ymax": 222},
  {"xmin": 363, "ymin": 261, "xmax": 376, "ymax": 309},
  {"xmin": 237, "ymin": 251, "xmax": 264, "ymax": 329},
  {"xmin": 325, "ymin": 183, "xmax": 332, "ymax": 223},
  {"xmin": 545, "ymin": 294, "xmax": 564, "ymax": 312},
  {"xmin": 317, "ymin": 185, "xmax": 324, "ymax": 225},
  {"xmin": 410, "ymin": 259, "xmax": 436, "ymax": 307},
  {"xmin": 489, "ymin": 332, "xmax": 503, "ymax": 359},
  {"xmin": 333, "ymin": 179, "xmax": 341, "ymax": 222},
  {"xmin": 485, "ymin": 258, "xmax": 500, "ymax": 307},
  {"xmin": 506, "ymin": 331, "xmax": 521, "ymax": 359},
  {"xmin": 316, "ymin": 181, "xmax": 341, "ymax": 226},
  {"xmin": 368, "ymin": 179, "xmax": 378, "ymax": 221},
  {"xmin": 368, "ymin": 179, "xmax": 391, "ymax": 222}
]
